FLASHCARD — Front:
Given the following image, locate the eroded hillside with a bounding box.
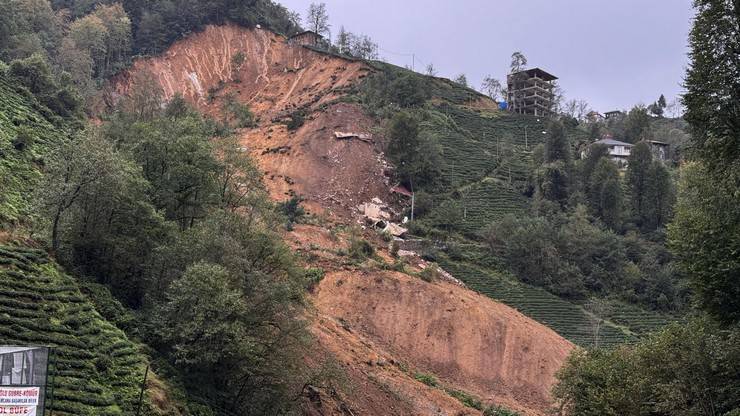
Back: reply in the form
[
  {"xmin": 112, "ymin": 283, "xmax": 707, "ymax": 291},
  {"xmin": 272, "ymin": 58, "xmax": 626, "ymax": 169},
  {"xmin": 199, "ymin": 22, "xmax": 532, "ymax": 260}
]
[
  {"xmin": 111, "ymin": 24, "xmax": 387, "ymax": 217},
  {"xmin": 113, "ymin": 24, "xmax": 575, "ymax": 415}
]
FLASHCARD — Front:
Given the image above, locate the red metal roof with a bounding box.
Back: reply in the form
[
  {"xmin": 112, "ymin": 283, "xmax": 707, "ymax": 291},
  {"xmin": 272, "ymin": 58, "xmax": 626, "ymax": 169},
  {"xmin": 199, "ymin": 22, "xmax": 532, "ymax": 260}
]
[{"xmin": 391, "ymin": 185, "xmax": 413, "ymax": 197}]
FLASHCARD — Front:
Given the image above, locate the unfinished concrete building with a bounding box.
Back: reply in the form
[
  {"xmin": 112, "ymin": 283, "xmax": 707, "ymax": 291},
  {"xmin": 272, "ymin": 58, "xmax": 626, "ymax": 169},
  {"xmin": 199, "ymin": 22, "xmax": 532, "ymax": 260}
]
[{"xmin": 507, "ymin": 68, "xmax": 558, "ymax": 117}]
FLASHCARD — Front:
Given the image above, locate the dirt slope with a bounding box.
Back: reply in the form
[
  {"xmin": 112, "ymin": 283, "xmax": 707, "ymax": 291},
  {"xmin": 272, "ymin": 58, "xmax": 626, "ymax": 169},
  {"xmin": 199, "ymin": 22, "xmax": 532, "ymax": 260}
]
[
  {"xmin": 313, "ymin": 268, "xmax": 574, "ymax": 415},
  {"xmin": 112, "ymin": 25, "xmax": 575, "ymax": 415}
]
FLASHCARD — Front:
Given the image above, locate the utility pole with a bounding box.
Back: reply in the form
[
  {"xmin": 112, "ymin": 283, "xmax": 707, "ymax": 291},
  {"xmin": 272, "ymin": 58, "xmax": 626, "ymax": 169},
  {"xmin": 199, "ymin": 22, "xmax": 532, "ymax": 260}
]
[
  {"xmin": 524, "ymin": 126, "xmax": 528, "ymax": 150},
  {"xmin": 410, "ymin": 179, "xmax": 415, "ymax": 221},
  {"xmin": 136, "ymin": 365, "xmax": 150, "ymax": 416},
  {"xmin": 412, "ymin": 54, "xmax": 415, "ymax": 72}
]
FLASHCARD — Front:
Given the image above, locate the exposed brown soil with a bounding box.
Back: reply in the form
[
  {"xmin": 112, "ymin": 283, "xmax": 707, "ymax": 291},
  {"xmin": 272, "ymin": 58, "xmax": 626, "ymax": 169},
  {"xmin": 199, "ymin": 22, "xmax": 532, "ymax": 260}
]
[
  {"xmin": 113, "ymin": 25, "xmax": 575, "ymax": 416},
  {"xmin": 111, "ymin": 24, "xmax": 386, "ymax": 218},
  {"xmin": 312, "ymin": 269, "xmax": 573, "ymax": 415}
]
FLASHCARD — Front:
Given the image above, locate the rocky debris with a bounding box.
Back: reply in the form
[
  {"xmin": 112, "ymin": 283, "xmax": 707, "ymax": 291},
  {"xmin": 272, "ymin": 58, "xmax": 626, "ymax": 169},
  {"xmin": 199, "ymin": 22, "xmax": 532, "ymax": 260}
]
[
  {"xmin": 334, "ymin": 131, "xmax": 373, "ymax": 143},
  {"xmin": 358, "ymin": 202, "xmax": 390, "ymax": 222},
  {"xmin": 382, "ymin": 222, "xmax": 408, "ymax": 238},
  {"xmin": 357, "ymin": 198, "xmax": 408, "ymax": 237}
]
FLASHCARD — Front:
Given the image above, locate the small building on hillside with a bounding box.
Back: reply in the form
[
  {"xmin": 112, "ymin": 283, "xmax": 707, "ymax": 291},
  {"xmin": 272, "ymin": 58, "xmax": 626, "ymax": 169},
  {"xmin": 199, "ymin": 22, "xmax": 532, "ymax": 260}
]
[
  {"xmin": 506, "ymin": 67, "xmax": 558, "ymax": 117},
  {"xmin": 646, "ymin": 140, "xmax": 669, "ymax": 161},
  {"xmin": 586, "ymin": 111, "xmax": 604, "ymax": 122},
  {"xmin": 604, "ymin": 110, "xmax": 624, "ymax": 120},
  {"xmin": 287, "ymin": 30, "xmax": 324, "ymax": 47},
  {"xmin": 589, "ymin": 137, "xmax": 634, "ymax": 167}
]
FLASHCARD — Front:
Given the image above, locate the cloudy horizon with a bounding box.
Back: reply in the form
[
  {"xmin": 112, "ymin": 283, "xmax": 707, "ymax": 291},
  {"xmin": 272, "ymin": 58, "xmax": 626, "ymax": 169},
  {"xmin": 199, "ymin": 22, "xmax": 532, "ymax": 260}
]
[{"xmin": 278, "ymin": 0, "xmax": 694, "ymax": 113}]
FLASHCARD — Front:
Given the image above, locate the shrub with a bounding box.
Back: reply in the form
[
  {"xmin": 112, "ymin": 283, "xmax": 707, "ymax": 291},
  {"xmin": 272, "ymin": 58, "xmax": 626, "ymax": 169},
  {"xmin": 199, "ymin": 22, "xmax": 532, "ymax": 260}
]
[
  {"xmin": 349, "ymin": 238, "xmax": 374, "ymax": 260},
  {"xmin": 414, "ymin": 372, "xmax": 438, "ymax": 387},
  {"xmin": 12, "ymin": 126, "xmax": 35, "ymax": 151},
  {"xmin": 446, "ymin": 389, "xmax": 483, "ymax": 410},
  {"xmin": 419, "ymin": 264, "xmax": 439, "ymax": 282},
  {"xmin": 279, "ymin": 195, "xmax": 305, "ymax": 228},
  {"xmin": 390, "ymin": 240, "xmax": 400, "ymax": 257},
  {"xmin": 305, "ymin": 267, "xmax": 325, "ymax": 290},
  {"xmin": 286, "ymin": 110, "xmax": 305, "ymax": 130},
  {"xmin": 222, "ymin": 94, "xmax": 256, "ymax": 128},
  {"xmin": 231, "ymin": 51, "xmax": 245, "ymax": 71}
]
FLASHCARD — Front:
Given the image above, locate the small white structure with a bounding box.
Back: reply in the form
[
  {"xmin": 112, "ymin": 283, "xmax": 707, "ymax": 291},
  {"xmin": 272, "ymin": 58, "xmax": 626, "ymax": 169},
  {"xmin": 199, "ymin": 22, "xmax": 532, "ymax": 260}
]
[{"xmin": 590, "ymin": 138, "xmax": 634, "ymax": 167}]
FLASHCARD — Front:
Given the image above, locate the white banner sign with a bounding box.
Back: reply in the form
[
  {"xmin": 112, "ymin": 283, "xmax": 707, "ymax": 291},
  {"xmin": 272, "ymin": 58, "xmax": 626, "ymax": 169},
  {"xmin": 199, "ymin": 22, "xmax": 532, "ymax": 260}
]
[
  {"xmin": 0, "ymin": 387, "xmax": 39, "ymax": 406},
  {"xmin": 0, "ymin": 406, "xmax": 37, "ymax": 415},
  {"xmin": 0, "ymin": 387, "xmax": 39, "ymax": 415}
]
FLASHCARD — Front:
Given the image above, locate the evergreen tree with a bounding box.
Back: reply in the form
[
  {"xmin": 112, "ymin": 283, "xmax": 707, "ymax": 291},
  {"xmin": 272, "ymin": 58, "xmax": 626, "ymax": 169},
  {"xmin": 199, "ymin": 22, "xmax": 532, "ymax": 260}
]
[
  {"xmin": 657, "ymin": 94, "xmax": 667, "ymax": 110},
  {"xmin": 625, "ymin": 142, "xmax": 652, "ymax": 227},
  {"xmin": 544, "ymin": 120, "xmax": 571, "ymax": 164},
  {"xmin": 536, "ymin": 120, "xmax": 572, "ymax": 208},
  {"xmin": 386, "ymin": 111, "xmax": 442, "ymax": 189},
  {"xmin": 588, "ymin": 158, "xmax": 622, "ymax": 230},
  {"xmin": 671, "ymin": 0, "xmax": 740, "ymax": 324},
  {"xmin": 683, "ymin": 0, "xmax": 740, "ymax": 178},
  {"xmin": 643, "ymin": 161, "xmax": 673, "ymax": 230}
]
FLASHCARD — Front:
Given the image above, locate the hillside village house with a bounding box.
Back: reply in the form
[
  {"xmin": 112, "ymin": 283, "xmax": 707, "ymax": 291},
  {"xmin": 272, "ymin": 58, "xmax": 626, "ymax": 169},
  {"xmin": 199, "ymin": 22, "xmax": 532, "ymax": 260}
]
[
  {"xmin": 287, "ymin": 30, "xmax": 324, "ymax": 47},
  {"xmin": 604, "ymin": 110, "xmax": 624, "ymax": 120},
  {"xmin": 646, "ymin": 140, "xmax": 669, "ymax": 161},
  {"xmin": 587, "ymin": 137, "xmax": 634, "ymax": 167}
]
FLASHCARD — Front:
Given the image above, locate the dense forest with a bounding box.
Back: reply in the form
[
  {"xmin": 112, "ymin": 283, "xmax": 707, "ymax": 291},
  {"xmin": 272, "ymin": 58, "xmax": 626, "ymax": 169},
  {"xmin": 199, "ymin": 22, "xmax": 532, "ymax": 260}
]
[
  {"xmin": 552, "ymin": 0, "xmax": 740, "ymax": 413},
  {"xmin": 0, "ymin": 0, "xmax": 313, "ymax": 413}
]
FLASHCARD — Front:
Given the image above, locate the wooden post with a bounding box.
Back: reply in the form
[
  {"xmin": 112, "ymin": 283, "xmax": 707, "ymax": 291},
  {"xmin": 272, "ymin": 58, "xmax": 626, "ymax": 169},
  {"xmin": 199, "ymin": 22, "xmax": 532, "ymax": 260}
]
[
  {"xmin": 136, "ymin": 365, "xmax": 150, "ymax": 416},
  {"xmin": 47, "ymin": 348, "xmax": 56, "ymax": 416}
]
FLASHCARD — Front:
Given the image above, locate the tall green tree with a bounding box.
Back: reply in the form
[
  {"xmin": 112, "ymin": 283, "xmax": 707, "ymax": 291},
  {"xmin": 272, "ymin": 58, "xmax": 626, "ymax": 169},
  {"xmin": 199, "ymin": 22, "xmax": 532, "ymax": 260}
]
[
  {"xmin": 386, "ymin": 110, "xmax": 443, "ymax": 189},
  {"xmin": 536, "ymin": 120, "xmax": 572, "ymax": 207},
  {"xmin": 544, "ymin": 120, "xmax": 571, "ymax": 164},
  {"xmin": 554, "ymin": 317, "xmax": 740, "ymax": 416},
  {"xmin": 643, "ymin": 161, "xmax": 673, "ymax": 230},
  {"xmin": 683, "ymin": 0, "xmax": 740, "ymax": 175},
  {"xmin": 588, "ymin": 158, "xmax": 623, "ymax": 230},
  {"xmin": 625, "ymin": 141, "xmax": 652, "ymax": 227},
  {"xmin": 670, "ymin": 163, "xmax": 740, "ymax": 324},
  {"xmin": 622, "ymin": 105, "xmax": 651, "ymax": 143},
  {"xmin": 158, "ymin": 258, "xmax": 307, "ymax": 414},
  {"xmin": 670, "ymin": 0, "xmax": 740, "ymax": 324}
]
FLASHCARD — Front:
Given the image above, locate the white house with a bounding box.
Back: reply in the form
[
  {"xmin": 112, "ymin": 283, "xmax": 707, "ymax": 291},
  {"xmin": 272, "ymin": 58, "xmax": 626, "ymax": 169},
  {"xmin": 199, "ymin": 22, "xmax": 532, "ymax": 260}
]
[{"xmin": 588, "ymin": 138, "xmax": 634, "ymax": 167}]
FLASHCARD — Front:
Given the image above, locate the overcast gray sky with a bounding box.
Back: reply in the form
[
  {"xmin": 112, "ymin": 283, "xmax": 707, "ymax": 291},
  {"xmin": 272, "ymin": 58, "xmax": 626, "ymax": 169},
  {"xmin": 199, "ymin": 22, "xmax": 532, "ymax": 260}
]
[{"xmin": 278, "ymin": 0, "xmax": 695, "ymax": 112}]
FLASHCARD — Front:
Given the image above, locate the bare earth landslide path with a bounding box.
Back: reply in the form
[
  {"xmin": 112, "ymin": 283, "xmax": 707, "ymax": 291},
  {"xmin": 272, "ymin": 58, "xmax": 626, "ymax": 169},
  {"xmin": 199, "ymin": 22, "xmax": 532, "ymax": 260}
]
[{"xmin": 111, "ymin": 24, "xmax": 575, "ymax": 415}]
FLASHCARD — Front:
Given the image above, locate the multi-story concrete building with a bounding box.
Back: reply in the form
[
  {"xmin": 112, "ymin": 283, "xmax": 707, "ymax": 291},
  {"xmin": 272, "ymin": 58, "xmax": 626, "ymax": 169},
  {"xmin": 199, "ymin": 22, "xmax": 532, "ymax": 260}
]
[{"xmin": 507, "ymin": 67, "xmax": 558, "ymax": 117}]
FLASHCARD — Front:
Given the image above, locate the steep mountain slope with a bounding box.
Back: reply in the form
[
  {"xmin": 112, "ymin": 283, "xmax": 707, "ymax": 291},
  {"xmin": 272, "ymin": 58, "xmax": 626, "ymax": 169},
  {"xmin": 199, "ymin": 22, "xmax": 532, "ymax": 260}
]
[
  {"xmin": 112, "ymin": 24, "xmax": 577, "ymax": 415},
  {"xmin": 0, "ymin": 244, "xmax": 144, "ymax": 415},
  {"xmin": 313, "ymin": 269, "xmax": 574, "ymax": 414},
  {"xmin": 0, "ymin": 73, "xmax": 62, "ymax": 225},
  {"xmin": 0, "ymin": 73, "xmax": 182, "ymax": 415},
  {"xmin": 110, "ymin": 24, "xmax": 387, "ymax": 217}
]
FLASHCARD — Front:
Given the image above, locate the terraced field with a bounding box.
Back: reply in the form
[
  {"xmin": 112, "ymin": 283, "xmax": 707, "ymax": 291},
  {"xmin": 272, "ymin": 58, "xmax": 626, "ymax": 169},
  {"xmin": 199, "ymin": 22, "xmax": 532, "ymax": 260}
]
[
  {"xmin": 0, "ymin": 244, "xmax": 150, "ymax": 415},
  {"xmin": 438, "ymin": 257, "xmax": 637, "ymax": 348},
  {"xmin": 0, "ymin": 73, "xmax": 66, "ymax": 224},
  {"xmin": 453, "ymin": 178, "xmax": 529, "ymax": 233},
  {"xmin": 604, "ymin": 301, "xmax": 678, "ymax": 337}
]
